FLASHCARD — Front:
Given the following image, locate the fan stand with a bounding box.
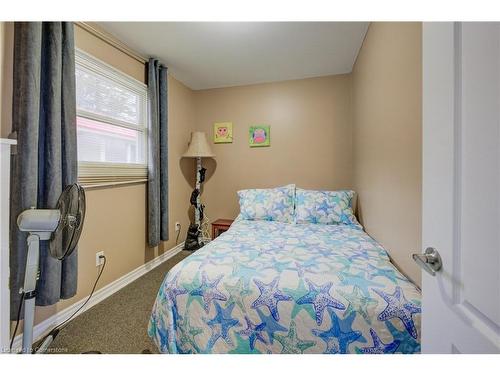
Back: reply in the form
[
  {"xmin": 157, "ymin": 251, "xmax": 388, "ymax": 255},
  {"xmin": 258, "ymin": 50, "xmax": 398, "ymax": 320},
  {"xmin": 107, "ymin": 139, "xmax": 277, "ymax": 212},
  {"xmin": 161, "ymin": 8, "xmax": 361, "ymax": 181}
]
[
  {"xmin": 14, "ymin": 184, "xmax": 88, "ymax": 354},
  {"xmin": 21, "ymin": 232, "xmax": 52, "ymax": 354}
]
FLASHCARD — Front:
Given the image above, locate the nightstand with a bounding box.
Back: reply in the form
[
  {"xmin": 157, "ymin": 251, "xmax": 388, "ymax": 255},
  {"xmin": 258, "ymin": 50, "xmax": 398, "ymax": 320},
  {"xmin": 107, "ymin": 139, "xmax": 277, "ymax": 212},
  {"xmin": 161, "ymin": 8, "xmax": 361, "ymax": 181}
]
[{"xmin": 211, "ymin": 219, "xmax": 234, "ymax": 240}]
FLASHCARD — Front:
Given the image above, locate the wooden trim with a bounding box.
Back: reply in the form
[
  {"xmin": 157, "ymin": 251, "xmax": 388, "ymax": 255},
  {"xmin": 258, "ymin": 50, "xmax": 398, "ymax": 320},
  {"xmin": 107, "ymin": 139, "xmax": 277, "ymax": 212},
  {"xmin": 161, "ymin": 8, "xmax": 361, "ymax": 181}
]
[{"xmin": 74, "ymin": 22, "xmax": 148, "ymax": 65}]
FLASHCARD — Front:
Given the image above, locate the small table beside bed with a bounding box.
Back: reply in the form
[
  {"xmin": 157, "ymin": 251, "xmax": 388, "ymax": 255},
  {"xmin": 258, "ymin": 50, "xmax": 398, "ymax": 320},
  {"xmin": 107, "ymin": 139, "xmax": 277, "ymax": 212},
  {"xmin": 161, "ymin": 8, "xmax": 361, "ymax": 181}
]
[{"xmin": 148, "ymin": 185, "xmax": 421, "ymax": 354}]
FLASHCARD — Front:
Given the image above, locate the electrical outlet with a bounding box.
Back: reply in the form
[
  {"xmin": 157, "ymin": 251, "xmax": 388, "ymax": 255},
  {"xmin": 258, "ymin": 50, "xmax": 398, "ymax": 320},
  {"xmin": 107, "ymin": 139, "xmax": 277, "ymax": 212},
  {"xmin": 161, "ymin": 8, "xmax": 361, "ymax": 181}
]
[
  {"xmin": 96, "ymin": 251, "xmax": 105, "ymax": 267},
  {"xmin": 175, "ymin": 222, "xmax": 181, "ymax": 232}
]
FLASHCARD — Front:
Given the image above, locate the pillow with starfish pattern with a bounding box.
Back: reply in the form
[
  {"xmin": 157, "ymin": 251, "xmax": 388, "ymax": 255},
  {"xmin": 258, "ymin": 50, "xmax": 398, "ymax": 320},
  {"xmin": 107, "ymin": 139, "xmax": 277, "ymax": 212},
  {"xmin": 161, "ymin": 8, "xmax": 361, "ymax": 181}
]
[
  {"xmin": 237, "ymin": 184, "xmax": 295, "ymax": 223},
  {"xmin": 295, "ymin": 188, "xmax": 360, "ymax": 226}
]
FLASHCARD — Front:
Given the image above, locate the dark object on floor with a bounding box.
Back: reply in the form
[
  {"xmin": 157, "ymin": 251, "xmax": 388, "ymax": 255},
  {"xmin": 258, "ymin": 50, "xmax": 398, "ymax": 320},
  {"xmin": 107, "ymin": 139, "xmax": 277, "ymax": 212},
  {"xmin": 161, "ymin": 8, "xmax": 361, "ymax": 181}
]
[
  {"xmin": 47, "ymin": 251, "xmax": 190, "ymax": 354},
  {"xmin": 184, "ymin": 223, "xmax": 202, "ymax": 251}
]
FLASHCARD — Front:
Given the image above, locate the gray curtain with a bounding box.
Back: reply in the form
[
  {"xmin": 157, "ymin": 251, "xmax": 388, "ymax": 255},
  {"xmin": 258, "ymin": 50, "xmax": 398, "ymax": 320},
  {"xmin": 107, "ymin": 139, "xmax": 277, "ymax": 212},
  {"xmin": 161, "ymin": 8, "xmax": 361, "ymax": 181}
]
[
  {"xmin": 10, "ymin": 22, "xmax": 78, "ymax": 319},
  {"xmin": 147, "ymin": 59, "xmax": 169, "ymax": 247}
]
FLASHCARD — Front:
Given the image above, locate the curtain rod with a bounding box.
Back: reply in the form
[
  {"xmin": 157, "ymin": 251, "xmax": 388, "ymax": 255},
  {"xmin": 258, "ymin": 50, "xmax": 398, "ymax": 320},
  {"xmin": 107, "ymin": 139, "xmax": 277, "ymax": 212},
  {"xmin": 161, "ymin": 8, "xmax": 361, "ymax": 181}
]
[{"xmin": 74, "ymin": 22, "xmax": 148, "ymax": 65}]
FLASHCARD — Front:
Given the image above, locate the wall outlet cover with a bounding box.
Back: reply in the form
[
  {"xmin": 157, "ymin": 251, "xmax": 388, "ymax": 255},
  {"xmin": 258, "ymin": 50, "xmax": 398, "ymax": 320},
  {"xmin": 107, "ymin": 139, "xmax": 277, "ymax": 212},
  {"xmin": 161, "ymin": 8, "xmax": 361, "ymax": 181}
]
[{"xmin": 96, "ymin": 251, "xmax": 105, "ymax": 267}]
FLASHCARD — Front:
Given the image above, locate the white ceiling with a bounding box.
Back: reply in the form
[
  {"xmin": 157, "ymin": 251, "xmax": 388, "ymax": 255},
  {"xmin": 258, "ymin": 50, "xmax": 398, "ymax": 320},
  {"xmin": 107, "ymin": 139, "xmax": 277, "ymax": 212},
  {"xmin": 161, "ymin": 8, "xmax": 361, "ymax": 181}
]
[{"xmin": 97, "ymin": 22, "xmax": 369, "ymax": 90}]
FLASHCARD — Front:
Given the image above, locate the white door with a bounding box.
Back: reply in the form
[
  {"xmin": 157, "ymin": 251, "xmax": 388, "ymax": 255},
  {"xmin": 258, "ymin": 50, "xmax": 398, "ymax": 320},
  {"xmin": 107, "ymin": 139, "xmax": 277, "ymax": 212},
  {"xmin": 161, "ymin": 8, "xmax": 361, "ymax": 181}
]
[{"xmin": 422, "ymin": 22, "xmax": 500, "ymax": 353}]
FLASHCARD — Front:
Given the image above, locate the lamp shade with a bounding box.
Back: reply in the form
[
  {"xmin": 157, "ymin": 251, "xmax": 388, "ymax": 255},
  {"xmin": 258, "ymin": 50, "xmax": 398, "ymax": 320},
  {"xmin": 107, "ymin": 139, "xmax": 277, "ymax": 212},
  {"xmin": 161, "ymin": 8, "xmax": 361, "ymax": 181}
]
[{"xmin": 182, "ymin": 131, "xmax": 215, "ymax": 158}]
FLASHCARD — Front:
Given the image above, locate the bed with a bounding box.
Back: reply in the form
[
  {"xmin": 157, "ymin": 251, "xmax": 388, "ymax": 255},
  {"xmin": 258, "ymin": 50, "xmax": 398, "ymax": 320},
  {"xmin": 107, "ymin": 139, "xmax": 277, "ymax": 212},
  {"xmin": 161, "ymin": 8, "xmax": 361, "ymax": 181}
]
[{"xmin": 148, "ymin": 218, "xmax": 421, "ymax": 354}]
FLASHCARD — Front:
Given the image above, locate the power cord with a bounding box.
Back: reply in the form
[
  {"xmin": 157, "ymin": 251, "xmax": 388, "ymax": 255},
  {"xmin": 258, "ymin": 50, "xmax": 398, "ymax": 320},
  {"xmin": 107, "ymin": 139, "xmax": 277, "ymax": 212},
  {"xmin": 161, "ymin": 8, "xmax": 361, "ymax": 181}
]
[
  {"xmin": 9, "ymin": 255, "xmax": 107, "ymax": 353},
  {"xmin": 53, "ymin": 255, "xmax": 106, "ymax": 331},
  {"xmin": 200, "ymin": 211, "xmax": 211, "ymax": 243},
  {"xmin": 9, "ymin": 292, "xmax": 25, "ymax": 352},
  {"xmin": 30, "ymin": 255, "xmax": 107, "ymax": 353},
  {"xmin": 175, "ymin": 224, "xmax": 181, "ymax": 245}
]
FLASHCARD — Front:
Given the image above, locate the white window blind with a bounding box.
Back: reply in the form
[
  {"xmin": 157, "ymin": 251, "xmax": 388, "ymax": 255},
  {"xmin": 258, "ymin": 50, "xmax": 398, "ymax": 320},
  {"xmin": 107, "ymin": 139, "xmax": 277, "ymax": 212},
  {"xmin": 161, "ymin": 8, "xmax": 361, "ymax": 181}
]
[{"xmin": 75, "ymin": 49, "xmax": 148, "ymax": 186}]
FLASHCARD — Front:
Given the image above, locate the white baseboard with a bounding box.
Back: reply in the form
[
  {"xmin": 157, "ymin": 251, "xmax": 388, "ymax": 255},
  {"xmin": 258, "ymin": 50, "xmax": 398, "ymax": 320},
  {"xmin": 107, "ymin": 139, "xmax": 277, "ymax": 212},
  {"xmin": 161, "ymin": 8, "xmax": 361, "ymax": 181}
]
[{"xmin": 10, "ymin": 241, "xmax": 185, "ymax": 352}]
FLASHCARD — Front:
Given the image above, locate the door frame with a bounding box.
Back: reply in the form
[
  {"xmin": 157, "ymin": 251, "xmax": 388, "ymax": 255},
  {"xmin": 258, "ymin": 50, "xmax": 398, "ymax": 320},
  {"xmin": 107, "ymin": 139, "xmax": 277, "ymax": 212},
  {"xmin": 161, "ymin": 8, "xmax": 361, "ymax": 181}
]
[{"xmin": 0, "ymin": 139, "xmax": 16, "ymax": 353}]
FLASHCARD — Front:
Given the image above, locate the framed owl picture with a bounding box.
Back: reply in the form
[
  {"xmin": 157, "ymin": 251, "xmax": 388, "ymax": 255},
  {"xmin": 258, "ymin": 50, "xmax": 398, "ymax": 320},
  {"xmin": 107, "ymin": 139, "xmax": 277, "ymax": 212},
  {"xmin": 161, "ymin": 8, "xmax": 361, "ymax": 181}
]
[
  {"xmin": 249, "ymin": 125, "xmax": 270, "ymax": 147},
  {"xmin": 213, "ymin": 122, "xmax": 233, "ymax": 143}
]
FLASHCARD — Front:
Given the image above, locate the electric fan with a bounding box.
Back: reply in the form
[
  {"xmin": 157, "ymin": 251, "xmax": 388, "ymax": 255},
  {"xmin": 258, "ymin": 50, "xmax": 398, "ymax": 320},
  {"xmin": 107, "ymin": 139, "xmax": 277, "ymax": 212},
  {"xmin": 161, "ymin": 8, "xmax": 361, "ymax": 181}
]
[{"xmin": 16, "ymin": 183, "xmax": 85, "ymax": 354}]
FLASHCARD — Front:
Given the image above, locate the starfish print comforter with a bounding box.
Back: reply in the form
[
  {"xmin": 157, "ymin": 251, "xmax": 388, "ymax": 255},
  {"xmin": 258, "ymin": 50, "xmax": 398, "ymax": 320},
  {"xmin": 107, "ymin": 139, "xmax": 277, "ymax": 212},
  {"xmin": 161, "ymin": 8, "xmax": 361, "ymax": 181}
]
[{"xmin": 148, "ymin": 220, "xmax": 421, "ymax": 354}]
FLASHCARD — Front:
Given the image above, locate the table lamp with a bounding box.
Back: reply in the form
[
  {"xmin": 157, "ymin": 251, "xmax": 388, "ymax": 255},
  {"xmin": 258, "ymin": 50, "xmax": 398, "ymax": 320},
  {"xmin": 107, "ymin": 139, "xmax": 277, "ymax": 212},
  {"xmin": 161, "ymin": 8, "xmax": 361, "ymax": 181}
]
[{"xmin": 182, "ymin": 131, "xmax": 215, "ymax": 250}]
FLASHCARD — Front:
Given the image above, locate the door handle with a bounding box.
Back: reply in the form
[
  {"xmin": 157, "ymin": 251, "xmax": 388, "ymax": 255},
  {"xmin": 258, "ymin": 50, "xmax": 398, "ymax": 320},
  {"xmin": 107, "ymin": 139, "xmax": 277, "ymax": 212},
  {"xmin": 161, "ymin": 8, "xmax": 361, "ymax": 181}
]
[{"xmin": 412, "ymin": 247, "xmax": 443, "ymax": 276}]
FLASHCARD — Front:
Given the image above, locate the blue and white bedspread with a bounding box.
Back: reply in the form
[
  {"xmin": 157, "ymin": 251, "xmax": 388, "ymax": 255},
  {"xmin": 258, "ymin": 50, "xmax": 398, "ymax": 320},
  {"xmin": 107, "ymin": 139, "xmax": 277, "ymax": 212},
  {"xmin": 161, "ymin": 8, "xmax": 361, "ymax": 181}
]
[{"xmin": 148, "ymin": 220, "xmax": 421, "ymax": 354}]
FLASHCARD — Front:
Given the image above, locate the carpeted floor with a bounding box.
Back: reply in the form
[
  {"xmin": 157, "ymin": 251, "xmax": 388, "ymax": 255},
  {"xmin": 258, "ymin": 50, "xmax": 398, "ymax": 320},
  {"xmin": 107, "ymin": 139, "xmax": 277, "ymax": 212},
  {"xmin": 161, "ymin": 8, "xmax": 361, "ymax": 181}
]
[{"xmin": 49, "ymin": 250, "xmax": 191, "ymax": 354}]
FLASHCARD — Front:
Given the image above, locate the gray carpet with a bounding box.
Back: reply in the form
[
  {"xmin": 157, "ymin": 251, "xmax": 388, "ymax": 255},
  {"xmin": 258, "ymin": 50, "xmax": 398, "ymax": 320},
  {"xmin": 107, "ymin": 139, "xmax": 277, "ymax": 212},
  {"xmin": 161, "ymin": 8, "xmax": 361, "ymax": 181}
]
[{"xmin": 49, "ymin": 250, "xmax": 191, "ymax": 354}]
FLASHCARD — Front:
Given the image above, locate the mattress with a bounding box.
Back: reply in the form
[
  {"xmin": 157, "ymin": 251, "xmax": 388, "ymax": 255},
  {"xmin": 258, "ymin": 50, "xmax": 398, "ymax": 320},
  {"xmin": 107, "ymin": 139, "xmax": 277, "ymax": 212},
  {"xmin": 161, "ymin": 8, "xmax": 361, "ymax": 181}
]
[{"xmin": 148, "ymin": 219, "xmax": 421, "ymax": 354}]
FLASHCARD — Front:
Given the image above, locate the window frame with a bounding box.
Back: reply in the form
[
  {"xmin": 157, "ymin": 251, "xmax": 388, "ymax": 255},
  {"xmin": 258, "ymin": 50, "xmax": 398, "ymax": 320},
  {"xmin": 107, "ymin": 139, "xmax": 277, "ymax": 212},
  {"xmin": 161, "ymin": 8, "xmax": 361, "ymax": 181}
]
[{"xmin": 75, "ymin": 48, "xmax": 149, "ymax": 186}]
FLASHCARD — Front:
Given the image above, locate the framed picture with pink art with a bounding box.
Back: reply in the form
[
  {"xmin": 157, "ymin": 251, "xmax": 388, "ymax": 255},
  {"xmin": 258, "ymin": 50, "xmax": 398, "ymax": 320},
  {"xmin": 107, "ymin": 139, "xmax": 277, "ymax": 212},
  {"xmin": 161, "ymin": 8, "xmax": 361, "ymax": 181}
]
[
  {"xmin": 213, "ymin": 122, "xmax": 233, "ymax": 143},
  {"xmin": 249, "ymin": 124, "xmax": 270, "ymax": 147}
]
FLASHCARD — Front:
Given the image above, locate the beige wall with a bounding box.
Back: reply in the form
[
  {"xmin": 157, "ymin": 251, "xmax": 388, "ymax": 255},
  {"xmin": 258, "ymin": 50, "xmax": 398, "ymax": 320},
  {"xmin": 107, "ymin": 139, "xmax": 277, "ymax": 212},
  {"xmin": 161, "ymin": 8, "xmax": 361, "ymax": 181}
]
[
  {"xmin": 1, "ymin": 21, "xmax": 422, "ymax": 331},
  {"xmin": 193, "ymin": 75, "xmax": 353, "ymax": 221},
  {"xmin": 74, "ymin": 24, "xmax": 146, "ymax": 84},
  {"xmin": 1, "ymin": 23, "xmax": 195, "ymax": 327},
  {"xmin": 352, "ymin": 22, "xmax": 422, "ymax": 286}
]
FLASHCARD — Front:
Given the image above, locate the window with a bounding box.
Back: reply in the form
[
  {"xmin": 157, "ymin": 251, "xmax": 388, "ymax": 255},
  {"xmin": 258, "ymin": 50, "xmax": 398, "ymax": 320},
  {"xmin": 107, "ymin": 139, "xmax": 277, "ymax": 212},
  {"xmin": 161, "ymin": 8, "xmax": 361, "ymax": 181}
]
[{"xmin": 75, "ymin": 49, "xmax": 148, "ymax": 185}]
